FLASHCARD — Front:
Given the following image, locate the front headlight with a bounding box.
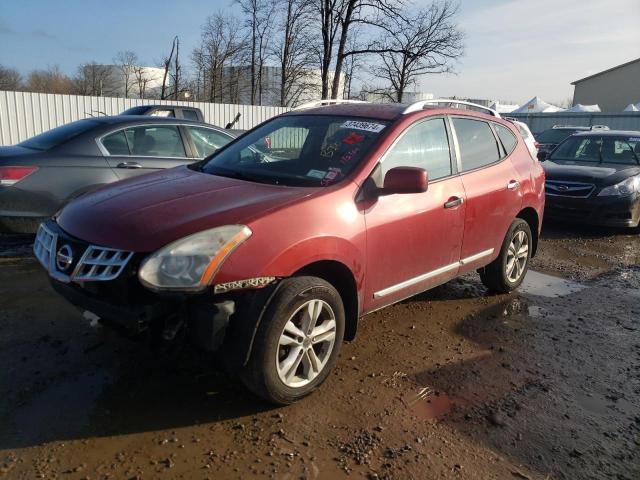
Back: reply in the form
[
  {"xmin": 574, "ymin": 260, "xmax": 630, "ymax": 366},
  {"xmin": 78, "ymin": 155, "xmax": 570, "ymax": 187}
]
[
  {"xmin": 597, "ymin": 175, "xmax": 640, "ymax": 197},
  {"xmin": 138, "ymin": 225, "xmax": 252, "ymax": 291}
]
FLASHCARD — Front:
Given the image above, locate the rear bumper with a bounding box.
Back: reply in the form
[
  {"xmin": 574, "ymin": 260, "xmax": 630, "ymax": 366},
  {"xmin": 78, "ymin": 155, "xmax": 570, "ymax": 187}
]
[
  {"xmin": 545, "ymin": 193, "xmax": 640, "ymax": 227},
  {"xmin": 0, "ymin": 186, "xmax": 57, "ymax": 232},
  {"xmin": 0, "ymin": 215, "xmax": 47, "ymax": 233}
]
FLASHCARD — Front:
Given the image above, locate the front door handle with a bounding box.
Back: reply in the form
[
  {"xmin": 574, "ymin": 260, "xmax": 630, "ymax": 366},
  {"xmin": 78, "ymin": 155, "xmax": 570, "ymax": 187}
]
[
  {"xmin": 507, "ymin": 180, "xmax": 520, "ymax": 190},
  {"xmin": 444, "ymin": 196, "xmax": 464, "ymax": 209},
  {"xmin": 116, "ymin": 161, "xmax": 142, "ymax": 169}
]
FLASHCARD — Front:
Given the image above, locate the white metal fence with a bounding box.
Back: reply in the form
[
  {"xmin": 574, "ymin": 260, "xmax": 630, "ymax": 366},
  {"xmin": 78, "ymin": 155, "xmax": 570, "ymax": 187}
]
[{"xmin": 0, "ymin": 90, "xmax": 289, "ymax": 146}]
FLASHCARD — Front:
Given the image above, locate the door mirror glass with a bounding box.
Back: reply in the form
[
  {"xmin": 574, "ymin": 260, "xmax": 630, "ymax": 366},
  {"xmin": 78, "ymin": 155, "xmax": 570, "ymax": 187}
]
[{"xmin": 380, "ymin": 167, "xmax": 428, "ymax": 195}]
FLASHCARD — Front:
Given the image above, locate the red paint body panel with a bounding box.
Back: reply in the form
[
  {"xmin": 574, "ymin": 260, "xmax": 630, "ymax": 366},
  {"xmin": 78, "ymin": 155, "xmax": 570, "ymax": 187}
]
[{"xmin": 55, "ymin": 105, "xmax": 545, "ymax": 318}]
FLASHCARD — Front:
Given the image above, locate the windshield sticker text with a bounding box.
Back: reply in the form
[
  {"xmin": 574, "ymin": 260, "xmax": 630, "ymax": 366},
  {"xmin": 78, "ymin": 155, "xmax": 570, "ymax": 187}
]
[
  {"xmin": 340, "ymin": 121, "xmax": 385, "ymax": 133},
  {"xmin": 340, "ymin": 147, "xmax": 360, "ymax": 165}
]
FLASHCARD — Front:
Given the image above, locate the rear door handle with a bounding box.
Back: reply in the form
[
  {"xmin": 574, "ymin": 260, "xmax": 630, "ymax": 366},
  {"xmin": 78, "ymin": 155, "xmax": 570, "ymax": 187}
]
[
  {"xmin": 507, "ymin": 180, "xmax": 520, "ymax": 190},
  {"xmin": 116, "ymin": 161, "xmax": 142, "ymax": 169},
  {"xmin": 444, "ymin": 196, "xmax": 464, "ymax": 209}
]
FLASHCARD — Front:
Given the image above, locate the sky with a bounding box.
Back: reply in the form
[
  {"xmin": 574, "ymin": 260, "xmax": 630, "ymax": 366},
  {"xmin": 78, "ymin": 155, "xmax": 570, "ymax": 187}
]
[{"xmin": 1, "ymin": 0, "xmax": 639, "ymax": 105}]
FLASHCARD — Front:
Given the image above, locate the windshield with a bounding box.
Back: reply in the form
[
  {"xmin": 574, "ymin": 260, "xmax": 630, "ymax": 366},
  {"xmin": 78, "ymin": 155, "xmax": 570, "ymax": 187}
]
[
  {"xmin": 19, "ymin": 119, "xmax": 101, "ymax": 151},
  {"xmin": 200, "ymin": 115, "xmax": 389, "ymax": 186},
  {"xmin": 550, "ymin": 135, "xmax": 640, "ymax": 165},
  {"xmin": 537, "ymin": 128, "xmax": 585, "ymax": 144}
]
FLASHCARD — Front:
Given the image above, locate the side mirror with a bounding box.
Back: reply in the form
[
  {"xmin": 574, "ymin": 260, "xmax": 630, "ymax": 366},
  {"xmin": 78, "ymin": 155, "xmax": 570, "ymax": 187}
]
[
  {"xmin": 537, "ymin": 151, "xmax": 548, "ymax": 161},
  {"xmin": 380, "ymin": 167, "xmax": 428, "ymax": 195}
]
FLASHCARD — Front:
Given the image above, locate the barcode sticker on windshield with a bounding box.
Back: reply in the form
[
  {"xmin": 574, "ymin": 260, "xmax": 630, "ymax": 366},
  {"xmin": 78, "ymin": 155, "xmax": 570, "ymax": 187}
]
[
  {"xmin": 340, "ymin": 120, "xmax": 386, "ymax": 133},
  {"xmin": 629, "ymin": 137, "xmax": 640, "ymax": 142}
]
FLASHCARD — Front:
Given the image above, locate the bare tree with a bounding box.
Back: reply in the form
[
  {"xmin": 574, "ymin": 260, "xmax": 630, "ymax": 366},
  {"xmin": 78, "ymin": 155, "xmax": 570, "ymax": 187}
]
[
  {"xmin": 160, "ymin": 35, "xmax": 180, "ymax": 100},
  {"xmin": 236, "ymin": 0, "xmax": 277, "ymax": 104},
  {"xmin": 371, "ymin": 2, "xmax": 463, "ymax": 102},
  {"xmin": 0, "ymin": 65, "xmax": 22, "ymax": 91},
  {"xmin": 272, "ymin": 0, "xmax": 318, "ymax": 106},
  {"xmin": 133, "ymin": 65, "xmax": 151, "ymax": 99},
  {"xmin": 192, "ymin": 12, "xmax": 246, "ymax": 103},
  {"xmin": 74, "ymin": 62, "xmax": 116, "ymax": 96},
  {"xmin": 316, "ymin": 0, "xmax": 406, "ymax": 99},
  {"xmin": 114, "ymin": 50, "xmax": 138, "ymax": 98},
  {"xmin": 26, "ymin": 65, "xmax": 75, "ymax": 94}
]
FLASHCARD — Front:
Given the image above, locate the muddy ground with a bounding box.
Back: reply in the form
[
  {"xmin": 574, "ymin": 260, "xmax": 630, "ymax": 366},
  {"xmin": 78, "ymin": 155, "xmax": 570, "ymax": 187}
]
[{"xmin": 0, "ymin": 221, "xmax": 638, "ymax": 480}]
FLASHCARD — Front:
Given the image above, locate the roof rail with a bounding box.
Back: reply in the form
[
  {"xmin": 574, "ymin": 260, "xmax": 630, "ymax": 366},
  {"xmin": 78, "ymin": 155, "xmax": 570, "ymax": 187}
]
[
  {"xmin": 292, "ymin": 99, "xmax": 368, "ymax": 110},
  {"xmin": 402, "ymin": 99, "xmax": 501, "ymax": 118}
]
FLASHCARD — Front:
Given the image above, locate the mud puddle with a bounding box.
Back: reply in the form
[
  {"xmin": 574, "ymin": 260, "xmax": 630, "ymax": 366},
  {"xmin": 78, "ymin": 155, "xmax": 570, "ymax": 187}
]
[{"xmin": 519, "ymin": 270, "xmax": 585, "ymax": 298}]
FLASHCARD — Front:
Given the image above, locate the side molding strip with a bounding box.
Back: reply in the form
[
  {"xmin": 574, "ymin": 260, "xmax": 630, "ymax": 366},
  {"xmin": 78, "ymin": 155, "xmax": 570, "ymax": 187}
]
[{"xmin": 373, "ymin": 248, "xmax": 494, "ymax": 299}]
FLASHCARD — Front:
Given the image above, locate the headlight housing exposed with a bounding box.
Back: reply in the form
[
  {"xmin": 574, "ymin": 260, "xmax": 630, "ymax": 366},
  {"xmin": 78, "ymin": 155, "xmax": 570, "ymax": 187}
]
[
  {"xmin": 138, "ymin": 225, "xmax": 252, "ymax": 291},
  {"xmin": 597, "ymin": 175, "xmax": 640, "ymax": 197}
]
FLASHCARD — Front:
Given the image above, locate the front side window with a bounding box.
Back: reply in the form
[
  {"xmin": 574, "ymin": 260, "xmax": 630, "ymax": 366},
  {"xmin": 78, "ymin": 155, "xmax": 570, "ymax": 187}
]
[
  {"xmin": 124, "ymin": 125, "xmax": 186, "ymax": 157},
  {"xmin": 453, "ymin": 118, "xmax": 501, "ymax": 171},
  {"xmin": 186, "ymin": 127, "xmax": 233, "ymax": 158},
  {"xmin": 382, "ymin": 118, "xmax": 452, "ymax": 180},
  {"xmin": 201, "ymin": 115, "xmax": 389, "ymax": 186}
]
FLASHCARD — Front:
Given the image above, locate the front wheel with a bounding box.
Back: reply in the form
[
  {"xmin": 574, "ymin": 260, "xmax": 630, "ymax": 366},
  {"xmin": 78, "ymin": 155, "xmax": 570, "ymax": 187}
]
[
  {"xmin": 479, "ymin": 218, "xmax": 532, "ymax": 293},
  {"xmin": 241, "ymin": 276, "xmax": 345, "ymax": 404}
]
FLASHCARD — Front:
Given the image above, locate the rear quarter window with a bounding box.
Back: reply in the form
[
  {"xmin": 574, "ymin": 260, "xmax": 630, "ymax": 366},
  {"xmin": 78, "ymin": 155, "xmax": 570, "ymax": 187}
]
[
  {"xmin": 495, "ymin": 124, "xmax": 518, "ymax": 156},
  {"xmin": 453, "ymin": 118, "xmax": 501, "ymax": 171}
]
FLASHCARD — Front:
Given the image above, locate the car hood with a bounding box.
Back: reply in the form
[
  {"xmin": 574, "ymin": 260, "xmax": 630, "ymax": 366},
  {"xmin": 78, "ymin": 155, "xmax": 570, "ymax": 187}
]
[
  {"xmin": 57, "ymin": 166, "xmax": 316, "ymax": 252},
  {"xmin": 543, "ymin": 160, "xmax": 640, "ymax": 185}
]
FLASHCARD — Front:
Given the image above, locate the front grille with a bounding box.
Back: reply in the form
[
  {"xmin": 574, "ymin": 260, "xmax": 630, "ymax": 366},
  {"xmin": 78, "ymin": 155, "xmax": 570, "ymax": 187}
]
[
  {"xmin": 34, "ymin": 223, "xmax": 133, "ymax": 283},
  {"xmin": 545, "ymin": 180, "xmax": 595, "ymax": 198}
]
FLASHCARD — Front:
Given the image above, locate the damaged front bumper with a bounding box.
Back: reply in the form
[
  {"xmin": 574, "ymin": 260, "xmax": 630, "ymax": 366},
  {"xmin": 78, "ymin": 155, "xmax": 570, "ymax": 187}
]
[{"xmin": 36, "ymin": 220, "xmax": 280, "ymax": 359}]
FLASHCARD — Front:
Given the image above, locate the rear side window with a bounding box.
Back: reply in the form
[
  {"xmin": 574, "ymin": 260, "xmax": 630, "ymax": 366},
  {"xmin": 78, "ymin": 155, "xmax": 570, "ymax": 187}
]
[
  {"xmin": 182, "ymin": 109, "xmax": 200, "ymax": 121},
  {"xmin": 382, "ymin": 118, "xmax": 452, "ymax": 180},
  {"xmin": 124, "ymin": 125, "xmax": 186, "ymax": 157},
  {"xmin": 453, "ymin": 118, "xmax": 500, "ymax": 171},
  {"xmin": 495, "ymin": 124, "xmax": 517, "ymax": 156}
]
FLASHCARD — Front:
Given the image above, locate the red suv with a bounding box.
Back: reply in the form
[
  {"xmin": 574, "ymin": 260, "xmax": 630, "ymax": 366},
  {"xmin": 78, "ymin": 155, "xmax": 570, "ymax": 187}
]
[{"xmin": 34, "ymin": 100, "xmax": 545, "ymax": 404}]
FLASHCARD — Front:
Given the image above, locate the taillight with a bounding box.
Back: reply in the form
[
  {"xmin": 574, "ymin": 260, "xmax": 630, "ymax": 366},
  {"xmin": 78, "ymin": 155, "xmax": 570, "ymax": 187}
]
[{"xmin": 0, "ymin": 166, "xmax": 38, "ymax": 186}]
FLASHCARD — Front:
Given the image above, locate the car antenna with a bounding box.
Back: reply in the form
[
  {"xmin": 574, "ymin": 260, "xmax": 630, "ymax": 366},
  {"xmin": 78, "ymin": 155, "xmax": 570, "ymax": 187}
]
[{"xmin": 225, "ymin": 112, "xmax": 241, "ymax": 129}]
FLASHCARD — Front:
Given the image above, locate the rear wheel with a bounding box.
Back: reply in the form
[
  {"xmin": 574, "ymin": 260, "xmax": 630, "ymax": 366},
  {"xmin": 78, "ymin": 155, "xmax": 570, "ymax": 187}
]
[
  {"xmin": 241, "ymin": 276, "xmax": 345, "ymax": 404},
  {"xmin": 479, "ymin": 218, "xmax": 532, "ymax": 293}
]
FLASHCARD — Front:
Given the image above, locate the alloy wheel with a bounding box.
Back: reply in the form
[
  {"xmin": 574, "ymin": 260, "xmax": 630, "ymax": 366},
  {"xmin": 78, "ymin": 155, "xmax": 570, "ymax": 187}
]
[
  {"xmin": 506, "ymin": 230, "xmax": 529, "ymax": 282},
  {"xmin": 276, "ymin": 299, "xmax": 337, "ymax": 388}
]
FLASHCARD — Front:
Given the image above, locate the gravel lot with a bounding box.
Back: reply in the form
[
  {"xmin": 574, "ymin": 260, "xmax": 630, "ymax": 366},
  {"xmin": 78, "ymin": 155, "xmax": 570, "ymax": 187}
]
[{"xmin": 0, "ymin": 222, "xmax": 638, "ymax": 480}]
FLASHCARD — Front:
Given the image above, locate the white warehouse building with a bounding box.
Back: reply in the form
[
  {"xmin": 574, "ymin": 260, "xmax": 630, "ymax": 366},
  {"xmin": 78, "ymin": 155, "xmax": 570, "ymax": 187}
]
[{"xmin": 220, "ymin": 66, "xmax": 345, "ymax": 107}]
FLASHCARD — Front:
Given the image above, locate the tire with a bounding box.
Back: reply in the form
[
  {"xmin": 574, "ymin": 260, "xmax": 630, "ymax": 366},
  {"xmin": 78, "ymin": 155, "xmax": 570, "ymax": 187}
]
[
  {"xmin": 241, "ymin": 276, "xmax": 345, "ymax": 405},
  {"xmin": 479, "ymin": 218, "xmax": 532, "ymax": 294}
]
